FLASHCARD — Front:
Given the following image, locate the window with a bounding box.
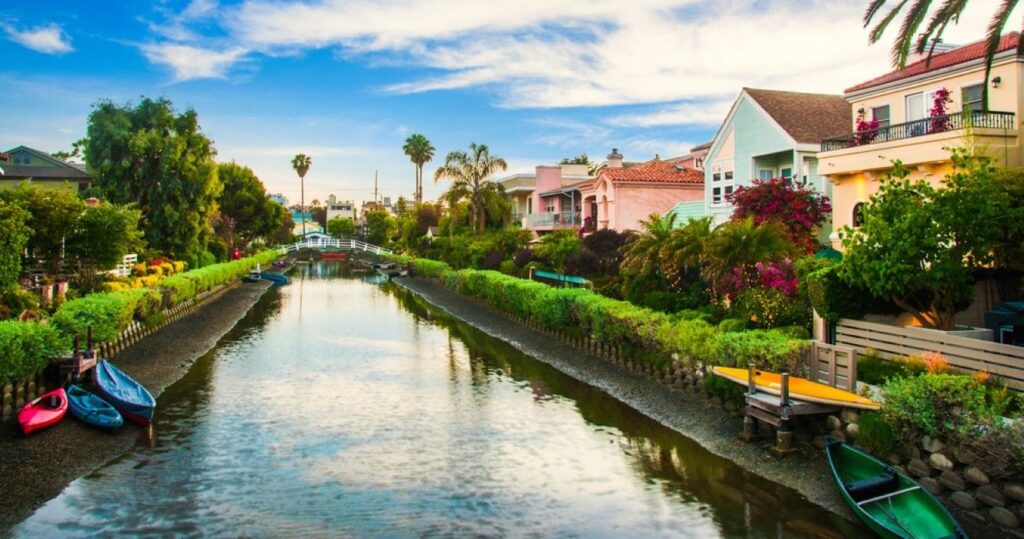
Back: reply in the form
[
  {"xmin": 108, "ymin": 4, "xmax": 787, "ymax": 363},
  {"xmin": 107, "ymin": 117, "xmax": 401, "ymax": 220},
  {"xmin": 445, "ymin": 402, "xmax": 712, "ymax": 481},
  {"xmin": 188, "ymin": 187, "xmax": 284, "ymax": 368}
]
[
  {"xmin": 712, "ymin": 171, "xmax": 721, "ymax": 182},
  {"xmin": 962, "ymin": 83, "xmax": 984, "ymax": 112},
  {"xmin": 527, "ymin": 197, "xmax": 532, "ymax": 214},
  {"xmin": 905, "ymin": 92, "xmax": 926, "ymax": 122},
  {"xmin": 545, "ymin": 199, "xmax": 556, "ymax": 213},
  {"xmin": 872, "ymin": 105, "xmax": 890, "ymax": 128},
  {"xmin": 759, "ymin": 169, "xmax": 773, "ymax": 180},
  {"xmin": 852, "ymin": 202, "xmax": 867, "ymax": 227},
  {"xmin": 781, "ymin": 168, "xmax": 792, "ymax": 183},
  {"xmin": 712, "ymin": 187, "xmax": 722, "ymax": 205}
]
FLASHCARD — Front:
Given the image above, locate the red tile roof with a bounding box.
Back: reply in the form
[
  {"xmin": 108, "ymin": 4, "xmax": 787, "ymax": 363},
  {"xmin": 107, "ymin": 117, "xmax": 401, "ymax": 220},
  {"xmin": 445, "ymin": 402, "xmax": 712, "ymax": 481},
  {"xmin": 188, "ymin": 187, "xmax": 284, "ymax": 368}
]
[
  {"xmin": 599, "ymin": 158, "xmax": 704, "ymax": 185},
  {"xmin": 846, "ymin": 33, "xmax": 1021, "ymax": 93}
]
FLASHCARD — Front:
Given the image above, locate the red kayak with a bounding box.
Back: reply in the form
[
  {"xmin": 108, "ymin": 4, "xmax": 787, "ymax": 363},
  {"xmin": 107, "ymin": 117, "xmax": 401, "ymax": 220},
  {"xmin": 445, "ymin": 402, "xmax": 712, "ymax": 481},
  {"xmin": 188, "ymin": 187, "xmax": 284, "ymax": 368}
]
[{"xmin": 18, "ymin": 388, "xmax": 68, "ymax": 436}]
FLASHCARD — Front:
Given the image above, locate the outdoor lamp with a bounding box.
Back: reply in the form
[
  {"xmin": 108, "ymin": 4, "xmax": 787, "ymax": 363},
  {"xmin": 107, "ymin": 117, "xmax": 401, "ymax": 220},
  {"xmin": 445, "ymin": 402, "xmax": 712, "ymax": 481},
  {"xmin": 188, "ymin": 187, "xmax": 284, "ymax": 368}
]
[{"xmin": 992, "ymin": 76, "xmax": 1002, "ymax": 88}]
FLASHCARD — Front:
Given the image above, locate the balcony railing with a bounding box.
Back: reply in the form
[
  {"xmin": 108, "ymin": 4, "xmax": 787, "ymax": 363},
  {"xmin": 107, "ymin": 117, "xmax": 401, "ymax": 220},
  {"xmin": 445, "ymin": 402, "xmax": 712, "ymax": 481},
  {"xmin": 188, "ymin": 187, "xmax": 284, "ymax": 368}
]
[
  {"xmin": 526, "ymin": 211, "xmax": 582, "ymax": 228},
  {"xmin": 821, "ymin": 111, "xmax": 1015, "ymax": 152}
]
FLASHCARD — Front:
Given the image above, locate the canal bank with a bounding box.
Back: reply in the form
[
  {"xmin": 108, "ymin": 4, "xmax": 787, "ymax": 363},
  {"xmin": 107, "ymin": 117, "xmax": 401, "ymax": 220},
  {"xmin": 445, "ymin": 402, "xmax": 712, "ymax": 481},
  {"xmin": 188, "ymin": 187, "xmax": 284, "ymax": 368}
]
[
  {"xmin": 393, "ymin": 276, "xmax": 1011, "ymax": 538},
  {"xmin": 0, "ymin": 279, "xmax": 274, "ymax": 532}
]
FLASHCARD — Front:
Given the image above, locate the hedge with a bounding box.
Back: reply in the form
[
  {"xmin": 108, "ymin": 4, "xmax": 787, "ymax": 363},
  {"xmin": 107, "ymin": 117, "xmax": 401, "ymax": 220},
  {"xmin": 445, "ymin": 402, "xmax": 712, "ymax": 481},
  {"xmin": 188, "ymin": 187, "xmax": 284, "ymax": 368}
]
[
  {"xmin": 1, "ymin": 250, "xmax": 281, "ymax": 385},
  {"xmin": 390, "ymin": 254, "xmax": 808, "ymax": 374}
]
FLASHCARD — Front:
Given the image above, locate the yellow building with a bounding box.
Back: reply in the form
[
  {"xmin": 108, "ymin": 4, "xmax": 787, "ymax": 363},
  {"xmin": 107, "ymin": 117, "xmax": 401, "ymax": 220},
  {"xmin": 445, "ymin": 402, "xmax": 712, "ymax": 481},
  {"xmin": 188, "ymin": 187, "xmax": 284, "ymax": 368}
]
[{"xmin": 819, "ymin": 34, "xmax": 1023, "ymax": 248}]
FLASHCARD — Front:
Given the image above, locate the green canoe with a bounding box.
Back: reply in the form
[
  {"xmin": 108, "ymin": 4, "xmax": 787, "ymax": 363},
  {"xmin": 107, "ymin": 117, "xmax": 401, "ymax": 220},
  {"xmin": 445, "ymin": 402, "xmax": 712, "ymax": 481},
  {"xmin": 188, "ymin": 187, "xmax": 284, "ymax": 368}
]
[{"xmin": 824, "ymin": 436, "xmax": 967, "ymax": 539}]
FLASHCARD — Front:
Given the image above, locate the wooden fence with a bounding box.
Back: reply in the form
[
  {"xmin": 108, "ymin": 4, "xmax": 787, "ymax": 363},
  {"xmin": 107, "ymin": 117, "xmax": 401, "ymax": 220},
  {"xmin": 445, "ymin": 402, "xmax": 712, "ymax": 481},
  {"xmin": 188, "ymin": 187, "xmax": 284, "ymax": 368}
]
[
  {"xmin": 836, "ymin": 319, "xmax": 1024, "ymax": 389},
  {"xmin": 810, "ymin": 341, "xmax": 857, "ymax": 392}
]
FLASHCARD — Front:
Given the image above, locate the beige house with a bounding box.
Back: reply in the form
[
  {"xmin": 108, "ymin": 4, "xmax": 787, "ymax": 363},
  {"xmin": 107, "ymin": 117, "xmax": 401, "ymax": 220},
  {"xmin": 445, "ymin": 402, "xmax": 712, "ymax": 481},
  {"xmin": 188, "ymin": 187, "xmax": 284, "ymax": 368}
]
[{"xmin": 819, "ymin": 33, "xmax": 1023, "ymax": 248}]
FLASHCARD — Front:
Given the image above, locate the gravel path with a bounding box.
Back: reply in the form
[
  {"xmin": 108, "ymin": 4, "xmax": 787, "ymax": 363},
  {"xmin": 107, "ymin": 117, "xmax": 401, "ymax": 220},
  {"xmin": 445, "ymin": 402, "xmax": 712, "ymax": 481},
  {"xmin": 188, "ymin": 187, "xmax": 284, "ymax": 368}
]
[{"xmin": 0, "ymin": 279, "xmax": 273, "ymax": 533}]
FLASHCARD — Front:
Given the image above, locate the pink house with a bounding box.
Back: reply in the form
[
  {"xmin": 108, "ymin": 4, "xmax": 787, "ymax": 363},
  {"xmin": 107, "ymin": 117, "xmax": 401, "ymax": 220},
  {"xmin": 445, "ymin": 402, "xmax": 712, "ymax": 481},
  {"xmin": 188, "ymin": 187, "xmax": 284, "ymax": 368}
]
[{"xmin": 578, "ymin": 150, "xmax": 704, "ymax": 232}]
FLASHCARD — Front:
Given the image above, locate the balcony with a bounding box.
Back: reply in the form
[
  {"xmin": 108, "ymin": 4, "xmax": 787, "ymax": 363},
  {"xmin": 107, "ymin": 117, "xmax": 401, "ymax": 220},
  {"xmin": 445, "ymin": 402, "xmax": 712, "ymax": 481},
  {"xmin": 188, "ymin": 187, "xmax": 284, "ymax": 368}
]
[
  {"xmin": 821, "ymin": 111, "xmax": 1015, "ymax": 152},
  {"xmin": 526, "ymin": 211, "xmax": 582, "ymax": 229}
]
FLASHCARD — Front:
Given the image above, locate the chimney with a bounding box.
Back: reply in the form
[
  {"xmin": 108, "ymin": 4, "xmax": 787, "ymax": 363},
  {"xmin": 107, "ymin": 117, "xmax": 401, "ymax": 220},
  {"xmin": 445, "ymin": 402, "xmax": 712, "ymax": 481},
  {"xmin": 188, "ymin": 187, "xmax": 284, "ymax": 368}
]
[{"xmin": 607, "ymin": 148, "xmax": 623, "ymax": 169}]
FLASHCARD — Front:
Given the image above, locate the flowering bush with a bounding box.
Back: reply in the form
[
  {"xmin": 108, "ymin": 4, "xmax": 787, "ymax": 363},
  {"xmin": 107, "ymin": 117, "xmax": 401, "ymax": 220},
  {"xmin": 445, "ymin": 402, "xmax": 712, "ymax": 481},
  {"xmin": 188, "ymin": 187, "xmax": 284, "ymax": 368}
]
[
  {"xmin": 928, "ymin": 88, "xmax": 952, "ymax": 133},
  {"xmin": 854, "ymin": 116, "xmax": 880, "ymax": 145},
  {"xmin": 728, "ymin": 178, "xmax": 831, "ymax": 253}
]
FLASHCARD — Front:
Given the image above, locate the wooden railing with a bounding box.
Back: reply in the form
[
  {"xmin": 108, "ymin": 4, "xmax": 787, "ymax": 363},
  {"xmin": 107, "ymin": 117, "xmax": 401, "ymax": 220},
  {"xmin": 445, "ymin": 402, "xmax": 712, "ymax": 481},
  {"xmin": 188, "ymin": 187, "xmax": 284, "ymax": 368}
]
[
  {"xmin": 279, "ymin": 237, "xmax": 392, "ymax": 256},
  {"xmin": 836, "ymin": 319, "xmax": 1024, "ymax": 389}
]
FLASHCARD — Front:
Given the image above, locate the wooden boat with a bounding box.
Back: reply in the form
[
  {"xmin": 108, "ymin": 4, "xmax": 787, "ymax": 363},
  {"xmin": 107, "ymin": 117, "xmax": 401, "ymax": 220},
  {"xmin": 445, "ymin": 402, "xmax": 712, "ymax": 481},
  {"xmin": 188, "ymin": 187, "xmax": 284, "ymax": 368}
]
[
  {"xmin": 825, "ymin": 436, "xmax": 967, "ymax": 538},
  {"xmin": 95, "ymin": 360, "xmax": 156, "ymax": 426},
  {"xmin": 18, "ymin": 388, "xmax": 68, "ymax": 436},
  {"xmin": 711, "ymin": 366, "xmax": 881, "ymax": 410},
  {"xmin": 67, "ymin": 384, "xmax": 123, "ymax": 430}
]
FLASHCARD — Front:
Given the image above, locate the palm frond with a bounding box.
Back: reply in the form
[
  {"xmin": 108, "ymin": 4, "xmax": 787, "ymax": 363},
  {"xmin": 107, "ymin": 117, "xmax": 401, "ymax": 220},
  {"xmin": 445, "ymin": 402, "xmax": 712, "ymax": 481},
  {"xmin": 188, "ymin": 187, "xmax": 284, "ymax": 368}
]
[
  {"xmin": 864, "ymin": 0, "xmax": 892, "ymax": 25},
  {"xmin": 893, "ymin": 0, "xmax": 934, "ymax": 68},
  {"xmin": 868, "ymin": 0, "xmax": 910, "ymax": 44},
  {"xmin": 981, "ymin": 0, "xmax": 1019, "ymax": 111},
  {"xmin": 915, "ymin": 0, "xmax": 968, "ymax": 57}
]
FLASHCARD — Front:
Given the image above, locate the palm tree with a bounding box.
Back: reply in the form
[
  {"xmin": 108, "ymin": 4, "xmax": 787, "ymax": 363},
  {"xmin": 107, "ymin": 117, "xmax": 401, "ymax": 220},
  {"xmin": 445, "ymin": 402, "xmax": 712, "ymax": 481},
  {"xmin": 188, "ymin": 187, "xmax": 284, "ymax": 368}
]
[
  {"xmin": 291, "ymin": 154, "xmax": 311, "ymax": 236},
  {"xmin": 621, "ymin": 212, "xmax": 677, "ymax": 277},
  {"xmin": 433, "ymin": 143, "xmax": 507, "ymax": 233},
  {"xmin": 864, "ymin": 1, "xmax": 1021, "ymax": 110},
  {"xmin": 403, "ymin": 134, "xmax": 435, "ymax": 205},
  {"xmin": 701, "ymin": 218, "xmax": 795, "ymax": 296}
]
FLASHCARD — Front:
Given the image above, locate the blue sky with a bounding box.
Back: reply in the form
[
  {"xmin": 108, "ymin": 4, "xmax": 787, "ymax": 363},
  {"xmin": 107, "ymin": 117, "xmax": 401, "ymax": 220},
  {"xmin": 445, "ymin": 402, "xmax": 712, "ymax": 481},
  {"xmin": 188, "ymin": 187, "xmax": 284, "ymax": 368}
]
[{"xmin": 0, "ymin": 0, "xmax": 1013, "ymax": 205}]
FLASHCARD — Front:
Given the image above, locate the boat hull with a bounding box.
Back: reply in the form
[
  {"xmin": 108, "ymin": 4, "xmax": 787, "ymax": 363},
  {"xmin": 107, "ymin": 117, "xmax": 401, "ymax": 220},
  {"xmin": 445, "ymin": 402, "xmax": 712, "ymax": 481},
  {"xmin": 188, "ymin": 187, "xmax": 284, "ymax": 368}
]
[
  {"xmin": 825, "ymin": 437, "xmax": 966, "ymax": 538},
  {"xmin": 67, "ymin": 384, "xmax": 124, "ymax": 430},
  {"xmin": 18, "ymin": 388, "xmax": 68, "ymax": 436},
  {"xmin": 260, "ymin": 272, "xmax": 288, "ymax": 285},
  {"xmin": 711, "ymin": 366, "xmax": 881, "ymax": 410},
  {"xmin": 95, "ymin": 360, "xmax": 156, "ymax": 426}
]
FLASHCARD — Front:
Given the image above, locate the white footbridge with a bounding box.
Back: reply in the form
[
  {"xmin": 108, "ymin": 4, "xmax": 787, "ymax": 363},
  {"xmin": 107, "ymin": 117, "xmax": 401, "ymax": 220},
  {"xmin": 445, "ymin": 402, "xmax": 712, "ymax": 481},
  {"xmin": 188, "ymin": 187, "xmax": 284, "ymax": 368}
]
[{"xmin": 278, "ymin": 234, "xmax": 392, "ymax": 256}]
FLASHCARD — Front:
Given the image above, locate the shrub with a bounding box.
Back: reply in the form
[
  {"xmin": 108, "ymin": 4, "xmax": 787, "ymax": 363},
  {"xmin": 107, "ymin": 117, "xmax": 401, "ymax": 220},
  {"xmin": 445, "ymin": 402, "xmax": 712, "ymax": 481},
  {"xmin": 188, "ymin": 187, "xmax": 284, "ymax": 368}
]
[
  {"xmin": 881, "ymin": 373, "xmax": 995, "ymax": 441},
  {"xmin": 734, "ymin": 286, "xmax": 808, "ymax": 329},
  {"xmin": 718, "ymin": 318, "xmax": 748, "ymax": 333},
  {"xmin": 857, "ymin": 350, "xmax": 926, "ymax": 385},
  {"xmin": 0, "ymin": 321, "xmax": 66, "ymax": 385},
  {"xmin": 805, "ymin": 265, "xmax": 897, "ymax": 322},
  {"xmin": 713, "ymin": 329, "xmax": 808, "ymax": 373},
  {"xmin": 853, "ymin": 412, "xmax": 899, "ymax": 456}
]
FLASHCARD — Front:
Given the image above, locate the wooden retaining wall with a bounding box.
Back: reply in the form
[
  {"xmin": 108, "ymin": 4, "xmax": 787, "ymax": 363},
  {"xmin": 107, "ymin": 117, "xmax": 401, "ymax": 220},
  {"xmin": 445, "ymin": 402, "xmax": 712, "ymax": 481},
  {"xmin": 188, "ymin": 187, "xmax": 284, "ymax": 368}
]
[
  {"xmin": 1, "ymin": 282, "xmax": 239, "ymax": 421},
  {"xmin": 836, "ymin": 319, "xmax": 1024, "ymax": 389}
]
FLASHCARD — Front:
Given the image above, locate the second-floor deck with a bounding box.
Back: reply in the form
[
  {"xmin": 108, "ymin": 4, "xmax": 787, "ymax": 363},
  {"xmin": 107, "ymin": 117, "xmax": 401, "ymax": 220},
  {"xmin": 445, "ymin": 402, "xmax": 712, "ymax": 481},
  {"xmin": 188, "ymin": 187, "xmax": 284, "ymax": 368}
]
[
  {"xmin": 525, "ymin": 211, "xmax": 582, "ymax": 229},
  {"xmin": 821, "ymin": 111, "xmax": 1015, "ymax": 152}
]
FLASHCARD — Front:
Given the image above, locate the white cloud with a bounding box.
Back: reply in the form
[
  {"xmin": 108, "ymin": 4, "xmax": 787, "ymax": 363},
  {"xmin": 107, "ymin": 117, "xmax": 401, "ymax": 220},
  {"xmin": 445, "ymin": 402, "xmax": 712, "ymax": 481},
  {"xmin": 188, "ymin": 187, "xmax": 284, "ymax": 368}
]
[
  {"xmin": 147, "ymin": 0, "xmax": 1023, "ymax": 108},
  {"xmin": 3, "ymin": 23, "xmax": 73, "ymax": 54},
  {"xmin": 608, "ymin": 99, "xmax": 733, "ymax": 127},
  {"xmin": 140, "ymin": 43, "xmax": 247, "ymax": 80}
]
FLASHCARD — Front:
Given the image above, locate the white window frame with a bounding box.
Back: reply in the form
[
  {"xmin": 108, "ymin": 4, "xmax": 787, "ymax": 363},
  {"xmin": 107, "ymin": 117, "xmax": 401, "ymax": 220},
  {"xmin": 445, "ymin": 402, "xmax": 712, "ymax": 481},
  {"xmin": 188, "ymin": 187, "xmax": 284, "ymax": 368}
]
[
  {"xmin": 545, "ymin": 199, "xmax": 556, "ymax": 213},
  {"xmin": 871, "ymin": 104, "xmax": 891, "ymax": 128},
  {"xmin": 758, "ymin": 168, "xmax": 774, "ymax": 181},
  {"xmin": 905, "ymin": 91, "xmax": 927, "ymax": 123},
  {"xmin": 961, "ymin": 81, "xmax": 985, "ymax": 113},
  {"xmin": 711, "ymin": 161, "xmax": 734, "ymax": 206}
]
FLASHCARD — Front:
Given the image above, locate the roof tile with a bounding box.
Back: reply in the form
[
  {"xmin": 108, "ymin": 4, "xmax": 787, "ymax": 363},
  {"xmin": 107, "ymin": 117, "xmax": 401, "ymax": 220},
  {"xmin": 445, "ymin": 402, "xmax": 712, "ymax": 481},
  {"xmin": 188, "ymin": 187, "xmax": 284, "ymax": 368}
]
[
  {"xmin": 744, "ymin": 88, "xmax": 851, "ymax": 144},
  {"xmin": 599, "ymin": 159, "xmax": 704, "ymax": 184}
]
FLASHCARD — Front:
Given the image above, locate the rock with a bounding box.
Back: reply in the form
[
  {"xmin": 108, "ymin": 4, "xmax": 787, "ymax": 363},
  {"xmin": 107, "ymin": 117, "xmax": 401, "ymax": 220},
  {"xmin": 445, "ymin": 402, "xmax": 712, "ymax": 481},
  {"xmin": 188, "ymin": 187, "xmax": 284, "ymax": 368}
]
[
  {"xmin": 813, "ymin": 436, "xmax": 826, "ymax": 450},
  {"xmin": 965, "ymin": 511, "xmax": 986, "ymax": 523},
  {"xmin": 977, "ymin": 485, "xmax": 1006, "ymax": 507},
  {"xmin": 845, "ymin": 422, "xmax": 859, "ymax": 438},
  {"xmin": 1005, "ymin": 483, "xmax": 1024, "ymax": 503},
  {"xmin": 919, "ymin": 477, "xmax": 943, "ymax": 495},
  {"xmin": 939, "ymin": 471, "xmax": 965, "ymax": 492},
  {"xmin": 964, "ymin": 466, "xmax": 991, "ymax": 486},
  {"xmin": 840, "ymin": 409, "xmax": 859, "ymax": 424},
  {"xmin": 950, "ymin": 491, "xmax": 978, "ymax": 510},
  {"xmin": 921, "ymin": 435, "xmax": 944, "ymax": 454},
  {"xmin": 724, "ymin": 401, "xmax": 738, "ymax": 414},
  {"xmin": 892, "ymin": 465, "xmax": 908, "ymax": 477},
  {"xmin": 910, "ymin": 445, "xmax": 922, "ymax": 460},
  {"xmin": 954, "ymin": 447, "xmax": 978, "ymax": 465},
  {"xmin": 991, "ymin": 507, "xmax": 1021, "ymax": 529},
  {"xmin": 826, "ymin": 415, "xmax": 842, "ymax": 431},
  {"xmin": 929, "ymin": 452, "xmax": 955, "ymax": 472},
  {"xmin": 908, "ymin": 459, "xmax": 932, "ymax": 478},
  {"xmin": 828, "ymin": 429, "xmax": 846, "ymax": 442}
]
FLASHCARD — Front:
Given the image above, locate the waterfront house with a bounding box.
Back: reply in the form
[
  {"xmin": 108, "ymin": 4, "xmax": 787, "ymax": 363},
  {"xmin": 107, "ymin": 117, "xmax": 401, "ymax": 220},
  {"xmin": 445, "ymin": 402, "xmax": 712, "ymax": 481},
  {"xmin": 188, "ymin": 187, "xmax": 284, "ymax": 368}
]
[
  {"xmin": 326, "ymin": 200, "xmax": 357, "ymax": 223},
  {"xmin": 703, "ymin": 89, "xmax": 850, "ymax": 226},
  {"xmin": 577, "ymin": 150, "xmax": 704, "ymax": 233},
  {"xmin": 818, "ymin": 33, "xmax": 1023, "ymax": 249},
  {"xmin": 0, "ymin": 146, "xmax": 92, "ymax": 193},
  {"xmin": 498, "ymin": 163, "xmax": 593, "ymax": 233}
]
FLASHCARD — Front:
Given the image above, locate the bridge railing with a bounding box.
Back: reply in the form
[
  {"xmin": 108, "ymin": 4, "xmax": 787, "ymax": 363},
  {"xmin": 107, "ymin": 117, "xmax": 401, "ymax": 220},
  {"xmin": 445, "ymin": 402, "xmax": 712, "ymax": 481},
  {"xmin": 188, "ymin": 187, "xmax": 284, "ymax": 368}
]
[{"xmin": 277, "ymin": 236, "xmax": 392, "ymax": 256}]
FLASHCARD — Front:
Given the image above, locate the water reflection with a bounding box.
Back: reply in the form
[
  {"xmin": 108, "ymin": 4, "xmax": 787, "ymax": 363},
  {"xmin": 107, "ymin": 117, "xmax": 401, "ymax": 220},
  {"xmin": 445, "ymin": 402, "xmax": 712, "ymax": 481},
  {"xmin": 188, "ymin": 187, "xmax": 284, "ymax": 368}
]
[{"xmin": 13, "ymin": 263, "xmax": 866, "ymax": 538}]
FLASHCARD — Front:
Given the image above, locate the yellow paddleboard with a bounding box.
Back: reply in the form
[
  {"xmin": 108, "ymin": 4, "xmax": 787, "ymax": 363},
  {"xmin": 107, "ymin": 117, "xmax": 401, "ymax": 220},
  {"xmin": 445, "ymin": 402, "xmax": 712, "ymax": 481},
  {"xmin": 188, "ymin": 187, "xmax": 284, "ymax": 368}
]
[{"xmin": 711, "ymin": 366, "xmax": 881, "ymax": 410}]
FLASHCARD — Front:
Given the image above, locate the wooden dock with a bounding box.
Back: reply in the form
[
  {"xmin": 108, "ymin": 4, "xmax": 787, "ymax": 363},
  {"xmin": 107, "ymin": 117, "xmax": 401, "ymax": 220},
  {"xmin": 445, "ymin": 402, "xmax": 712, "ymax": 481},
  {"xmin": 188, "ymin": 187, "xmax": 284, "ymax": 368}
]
[{"xmin": 737, "ymin": 365, "xmax": 839, "ymax": 457}]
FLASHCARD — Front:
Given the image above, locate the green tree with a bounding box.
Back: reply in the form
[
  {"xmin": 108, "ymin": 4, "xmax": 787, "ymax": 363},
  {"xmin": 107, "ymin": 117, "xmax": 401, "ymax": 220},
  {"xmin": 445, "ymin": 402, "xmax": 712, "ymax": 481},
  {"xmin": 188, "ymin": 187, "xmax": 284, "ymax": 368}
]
[
  {"xmin": 434, "ymin": 143, "xmax": 508, "ymax": 233},
  {"xmin": 0, "ymin": 200, "xmax": 31, "ymax": 288},
  {"xmin": 327, "ymin": 216, "xmax": 355, "ymax": 237},
  {"xmin": 216, "ymin": 162, "xmax": 285, "ymax": 249},
  {"xmin": 0, "ymin": 184, "xmax": 84, "ymax": 277},
  {"xmin": 864, "ymin": 1, "xmax": 1019, "ymax": 109},
  {"xmin": 839, "ymin": 157, "xmax": 1005, "ymax": 329},
  {"xmin": 621, "ymin": 212, "xmax": 677, "ymax": 277},
  {"xmin": 291, "ymin": 153, "xmax": 312, "ymax": 236},
  {"xmin": 403, "ymin": 133, "xmax": 435, "ymax": 205},
  {"xmin": 67, "ymin": 202, "xmax": 145, "ymax": 270},
  {"xmin": 364, "ymin": 209, "xmax": 393, "ymax": 246},
  {"xmin": 991, "ymin": 167, "xmax": 1024, "ymax": 270},
  {"xmin": 702, "ymin": 218, "xmax": 794, "ymax": 297},
  {"xmin": 559, "ymin": 154, "xmax": 591, "ymax": 165},
  {"xmin": 83, "ymin": 97, "xmax": 221, "ymax": 259}
]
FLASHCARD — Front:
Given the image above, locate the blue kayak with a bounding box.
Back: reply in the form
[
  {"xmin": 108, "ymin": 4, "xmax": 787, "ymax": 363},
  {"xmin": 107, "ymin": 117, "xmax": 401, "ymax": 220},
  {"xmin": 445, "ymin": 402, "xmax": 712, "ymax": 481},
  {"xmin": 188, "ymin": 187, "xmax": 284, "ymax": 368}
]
[
  {"xmin": 260, "ymin": 272, "xmax": 289, "ymax": 285},
  {"xmin": 66, "ymin": 384, "xmax": 123, "ymax": 430},
  {"xmin": 95, "ymin": 360, "xmax": 156, "ymax": 426}
]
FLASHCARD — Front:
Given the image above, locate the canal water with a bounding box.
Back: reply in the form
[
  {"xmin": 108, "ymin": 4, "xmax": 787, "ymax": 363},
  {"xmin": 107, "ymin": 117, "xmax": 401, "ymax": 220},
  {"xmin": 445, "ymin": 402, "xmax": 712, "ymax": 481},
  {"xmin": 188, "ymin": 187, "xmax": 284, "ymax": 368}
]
[{"xmin": 14, "ymin": 263, "xmax": 866, "ymax": 538}]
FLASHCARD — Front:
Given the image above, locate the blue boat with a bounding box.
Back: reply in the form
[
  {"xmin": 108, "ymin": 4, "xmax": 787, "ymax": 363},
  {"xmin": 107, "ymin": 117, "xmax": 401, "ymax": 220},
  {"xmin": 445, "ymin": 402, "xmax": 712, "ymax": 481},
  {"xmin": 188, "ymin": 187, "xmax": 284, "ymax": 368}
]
[
  {"xmin": 260, "ymin": 271, "xmax": 289, "ymax": 285},
  {"xmin": 95, "ymin": 360, "xmax": 156, "ymax": 426},
  {"xmin": 66, "ymin": 384, "xmax": 123, "ymax": 430}
]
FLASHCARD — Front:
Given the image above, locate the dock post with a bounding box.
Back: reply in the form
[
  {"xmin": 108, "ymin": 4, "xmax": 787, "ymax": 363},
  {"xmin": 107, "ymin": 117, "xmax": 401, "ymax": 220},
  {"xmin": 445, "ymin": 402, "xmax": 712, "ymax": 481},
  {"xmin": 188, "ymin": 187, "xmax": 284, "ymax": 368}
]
[
  {"xmin": 772, "ymin": 370, "xmax": 797, "ymax": 457},
  {"xmin": 740, "ymin": 363, "xmax": 760, "ymax": 442}
]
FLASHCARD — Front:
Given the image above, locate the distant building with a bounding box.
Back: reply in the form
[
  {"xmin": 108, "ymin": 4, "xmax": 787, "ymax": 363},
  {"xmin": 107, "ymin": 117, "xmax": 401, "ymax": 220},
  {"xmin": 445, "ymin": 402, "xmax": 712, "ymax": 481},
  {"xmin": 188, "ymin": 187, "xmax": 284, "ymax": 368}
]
[
  {"xmin": 269, "ymin": 193, "xmax": 289, "ymax": 206},
  {"xmin": 327, "ymin": 194, "xmax": 337, "ymax": 206},
  {"xmin": 497, "ymin": 163, "xmax": 593, "ymax": 231},
  {"xmin": 0, "ymin": 146, "xmax": 92, "ymax": 193},
  {"xmin": 327, "ymin": 200, "xmax": 357, "ymax": 223},
  {"xmin": 666, "ymin": 141, "xmax": 712, "ymax": 172}
]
